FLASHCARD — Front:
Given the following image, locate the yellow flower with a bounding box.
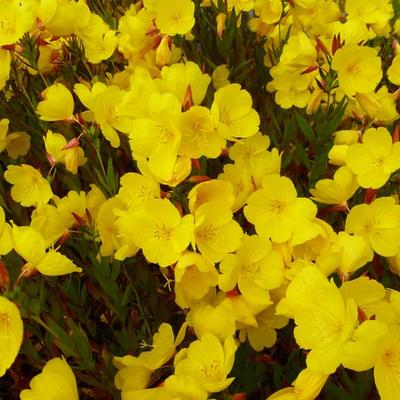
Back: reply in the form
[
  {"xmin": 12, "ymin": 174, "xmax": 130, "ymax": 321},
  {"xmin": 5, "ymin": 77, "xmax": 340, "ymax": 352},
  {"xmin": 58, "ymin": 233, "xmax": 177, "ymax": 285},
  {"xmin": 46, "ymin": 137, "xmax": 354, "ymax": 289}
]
[
  {"xmin": 218, "ymin": 163, "xmax": 254, "ymax": 212},
  {"xmin": 317, "ymin": 232, "xmax": 373, "ymax": 278},
  {"xmin": 345, "ymin": 197, "xmax": 400, "ymax": 257},
  {"xmin": 37, "ymin": 83, "xmax": 74, "ymax": 122},
  {"xmin": 179, "ymin": 106, "xmax": 225, "ymax": 159},
  {"xmin": 194, "ymin": 200, "xmax": 243, "ymax": 262},
  {"xmin": 345, "ymin": 0, "xmax": 393, "ymax": 37},
  {"xmin": 0, "ymin": 118, "xmax": 9, "ymax": 152},
  {"xmin": 254, "ymin": 0, "xmax": 282, "ymax": 24},
  {"xmin": 117, "ymin": 172, "xmax": 160, "ymax": 209},
  {"xmin": 211, "ymin": 83, "xmax": 260, "ymax": 140},
  {"xmin": 0, "ymin": 296, "xmax": 23, "ymax": 377},
  {"xmin": 0, "ymin": 49, "xmax": 11, "ymax": 91},
  {"xmin": 277, "ymin": 265, "xmax": 358, "ymax": 373},
  {"xmin": 81, "ymin": 29, "xmax": 118, "ymax": 64},
  {"xmin": 267, "ymin": 368, "xmax": 329, "ymax": 400},
  {"xmin": 4, "ymin": 131, "xmax": 31, "ymax": 159},
  {"xmin": 229, "ymin": 131, "xmax": 270, "ymax": 164},
  {"xmin": 119, "ymin": 198, "xmax": 193, "ymax": 267},
  {"xmin": 30, "ymin": 204, "xmax": 67, "ymax": 247},
  {"xmin": 331, "ymin": 45, "xmax": 382, "ymax": 97},
  {"xmin": 174, "ymin": 251, "xmax": 219, "ymax": 309},
  {"xmin": 44, "ymin": 131, "xmax": 86, "ymax": 174},
  {"xmin": 244, "ymin": 174, "xmax": 317, "ymax": 243},
  {"xmin": 0, "ymin": 206, "xmax": 12, "ymax": 256},
  {"xmin": 346, "ymin": 127, "xmax": 400, "ymax": 189},
  {"xmin": 342, "ymin": 320, "xmax": 400, "ymax": 400},
  {"xmin": 340, "ymin": 276, "xmax": 386, "ymax": 320},
  {"xmin": 0, "ymin": 1, "xmax": 34, "ymax": 46},
  {"xmin": 129, "ymin": 93, "xmax": 182, "ymax": 182},
  {"xmin": 20, "ymin": 357, "xmax": 78, "ymax": 400},
  {"xmin": 240, "ymin": 304, "xmax": 288, "ymax": 351},
  {"xmin": 149, "ymin": 0, "xmax": 195, "ymax": 36},
  {"xmin": 158, "ymin": 61, "xmax": 211, "ymax": 106},
  {"xmin": 39, "ymin": 0, "xmax": 91, "ymax": 37},
  {"xmin": 174, "ymin": 333, "xmax": 238, "ymax": 393},
  {"xmin": 212, "ymin": 65, "xmax": 230, "ymax": 90},
  {"xmin": 187, "ymin": 303, "xmax": 236, "ymax": 340},
  {"xmin": 218, "ymin": 234, "xmax": 284, "ymax": 305},
  {"xmin": 328, "ymin": 129, "xmax": 360, "ymax": 166},
  {"xmin": 188, "ymin": 180, "xmax": 235, "ymax": 213},
  {"xmin": 114, "ymin": 322, "xmax": 186, "ymax": 392},
  {"xmin": 4, "ymin": 164, "xmax": 53, "ymax": 207},
  {"xmin": 268, "ymin": 64, "xmax": 314, "ymax": 109},
  {"xmin": 388, "ymin": 54, "xmax": 400, "ymax": 86},
  {"xmin": 310, "ymin": 166, "xmax": 359, "ymax": 205},
  {"xmin": 13, "ymin": 225, "xmax": 82, "ymax": 276},
  {"xmin": 96, "ymin": 197, "xmax": 139, "ymax": 260},
  {"xmin": 0, "ymin": 116, "xmax": 30, "ymax": 157}
]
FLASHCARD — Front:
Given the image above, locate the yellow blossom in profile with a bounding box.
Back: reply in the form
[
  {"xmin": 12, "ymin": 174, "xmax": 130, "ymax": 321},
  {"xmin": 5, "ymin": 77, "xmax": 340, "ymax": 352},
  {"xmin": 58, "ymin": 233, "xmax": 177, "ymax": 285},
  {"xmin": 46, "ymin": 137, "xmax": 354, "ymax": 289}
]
[
  {"xmin": 211, "ymin": 83, "xmax": 260, "ymax": 140},
  {"xmin": 96, "ymin": 197, "xmax": 138, "ymax": 260},
  {"xmin": 44, "ymin": 131, "xmax": 86, "ymax": 174},
  {"xmin": 0, "ymin": 50, "xmax": 11, "ymax": 91},
  {"xmin": 212, "ymin": 65, "xmax": 230, "ymax": 90},
  {"xmin": 37, "ymin": 83, "xmax": 74, "ymax": 122},
  {"xmin": 20, "ymin": 357, "xmax": 78, "ymax": 400},
  {"xmin": 4, "ymin": 164, "xmax": 53, "ymax": 207},
  {"xmin": 0, "ymin": 118, "xmax": 9, "ymax": 152},
  {"xmin": 388, "ymin": 54, "xmax": 400, "ymax": 86},
  {"xmin": 345, "ymin": 197, "xmax": 400, "ymax": 257},
  {"xmin": 13, "ymin": 225, "xmax": 82, "ymax": 276},
  {"xmin": 310, "ymin": 166, "xmax": 359, "ymax": 205},
  {"xmin": 317, "ymin": 232, "xmax": 373, "ymax": 278},
  {"xmin": 244, "ymin": 174, "xmax": 317, "ymax": 243},
  {"xmin": 331, "ymin": 45, "xmax": 382, "ymax": 97},
  {"xmin": 346, "ymin": 127, "xmax": 400, "ymax": 189},
  {"xmin": 267, "ymin": 368, "xmax": 329, "ymax": 400},
  {"xmin": 174, "ymin": 333, "xmax": 238, "ymax": 393},
  {"xmin": 0, "ymin": 206, "xmax": 12, "ymax": 256},
  {"xmin": 114, "ymin": 322, "xmax": 186, "ymax": 393},
  {"xmin": 0, "ymin": 296, "xmax": 23, "ymax": 377}
]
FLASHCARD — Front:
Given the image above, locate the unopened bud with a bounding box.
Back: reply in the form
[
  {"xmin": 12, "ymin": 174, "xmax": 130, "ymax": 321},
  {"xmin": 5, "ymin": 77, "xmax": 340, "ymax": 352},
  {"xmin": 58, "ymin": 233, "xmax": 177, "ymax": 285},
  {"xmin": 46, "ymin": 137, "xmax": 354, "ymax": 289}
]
[
  {"xmin": 216, "ymin": 13, "xmax": 227, "ymax": 38},
  {"xmin": 62, "ymin": 137, "xmax": 80, "ymax": 150},
  {"xmin": 0, "ymin": 261, "xmax": 10, "ymax": 288},
  {"xmin": 155, "ymin": 36, "xmax": 172, "ymax": 67},
  {"xmin": 355, "ymin": 92, "xmax": 380, "ymax": 117},
  {"xmin": 187, "ymin": 175, "xmax": 211, "ymax": 183},
  {"xmin": 306, "ymin": 88, "xmax": 324, "ymax": 115}
]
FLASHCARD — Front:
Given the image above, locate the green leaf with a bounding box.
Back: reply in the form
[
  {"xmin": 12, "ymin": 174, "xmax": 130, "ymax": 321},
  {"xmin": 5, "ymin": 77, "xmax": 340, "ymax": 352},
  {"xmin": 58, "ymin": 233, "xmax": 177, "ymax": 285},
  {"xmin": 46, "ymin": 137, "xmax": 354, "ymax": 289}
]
[{"xmin": 295, "ymin": 112, "xmax": 315, "ymax": 142}]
